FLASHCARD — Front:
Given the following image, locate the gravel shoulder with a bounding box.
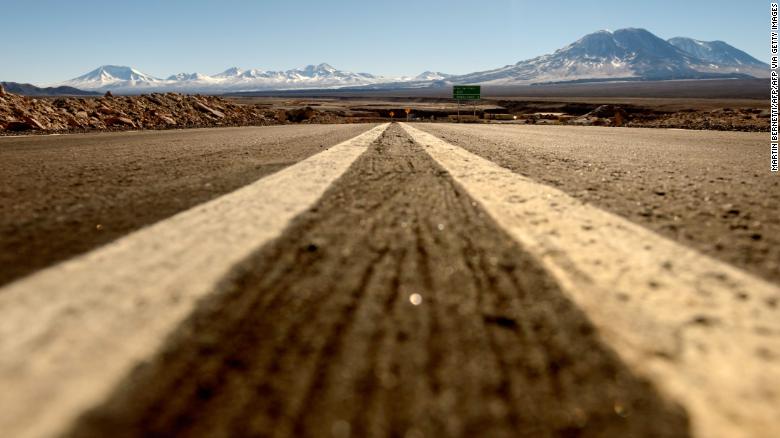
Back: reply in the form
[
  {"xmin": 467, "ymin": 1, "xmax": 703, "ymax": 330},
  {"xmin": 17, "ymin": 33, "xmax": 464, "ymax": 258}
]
[
  {"xmin": 0, "ymin": 124, "xmax": 375, "ymax": 286},
  {"xmin": 67, "ymin": 125, "xmax": 688, "ymax": 438},
  {"xmin": 415, "ymin": 123, "xmax": 779, "ymax": 284}
]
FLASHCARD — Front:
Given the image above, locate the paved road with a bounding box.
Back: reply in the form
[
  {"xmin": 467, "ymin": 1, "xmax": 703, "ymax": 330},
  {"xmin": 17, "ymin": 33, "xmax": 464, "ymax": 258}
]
[
  {"xmin": 0, "ymin": 124, "xmax": 376, "ymax": 285},
  {"xmin": 416, "ymin": 123, "xmax": 778, "ymax": 283},
  {"xmin": 0, "ymin": 123, "xmax": 777, "ymax": 438}
]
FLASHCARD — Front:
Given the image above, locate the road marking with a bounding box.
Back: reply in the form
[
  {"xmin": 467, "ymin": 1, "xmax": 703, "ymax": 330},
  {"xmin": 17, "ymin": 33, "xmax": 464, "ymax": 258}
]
[
  {"xmin": 0, "ymin": 123, "xmax": 389, "ymax": 438},
  {"xmin": 401, "ymin": 122, "xmax": 780, "ymax": 438}
]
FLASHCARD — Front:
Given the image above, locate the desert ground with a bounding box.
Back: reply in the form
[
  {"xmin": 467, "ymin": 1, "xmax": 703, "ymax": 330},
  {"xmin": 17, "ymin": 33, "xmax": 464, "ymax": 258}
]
[{"xmin": 1, "ymin": 79, "xmax": 769, "ymax": 136}]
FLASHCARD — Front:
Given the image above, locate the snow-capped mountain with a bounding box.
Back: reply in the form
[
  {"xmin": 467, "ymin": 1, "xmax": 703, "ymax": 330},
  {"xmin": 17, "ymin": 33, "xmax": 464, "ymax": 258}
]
[
  {"xmin": 58, "ymin": 63, "xmax": 394, "ymax": 94},
  {"xmin": 167, "ymin": 72, "xmax": 214, "ymax": 82},
  {"xmin": 667, "ymin": 37, "xmax": 767, "ymax": 77},
  {"xmin": 213, "ymin": 67, "xmax": 243, "ymax": 79},
  {"xmin": 54, "ymin": 29, "xmax": 767, "ymax": 94},
  {"xmin": 447, "ymin": 28, "xmax": 765, "ymax": 85},
  {"xmin": 63, "ymin": 65, "xmax": 166, "ymax": 91},
  {"xmin": 413, "ymin": 71, "xmax": 452, "ymax": 81}
]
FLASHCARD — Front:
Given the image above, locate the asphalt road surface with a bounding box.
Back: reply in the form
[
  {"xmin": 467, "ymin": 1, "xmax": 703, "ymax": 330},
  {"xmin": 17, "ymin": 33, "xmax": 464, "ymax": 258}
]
[
  {"xmin": 416, "ymin": 123, "xmax": 779, "ymax": 284},
  {"xmin": 0, "ymin": 124, "xmax": 374, "ymax": 285},
  {"xmin": 0, "ymin": 123, "xmax": 777, "ymax": 438}
]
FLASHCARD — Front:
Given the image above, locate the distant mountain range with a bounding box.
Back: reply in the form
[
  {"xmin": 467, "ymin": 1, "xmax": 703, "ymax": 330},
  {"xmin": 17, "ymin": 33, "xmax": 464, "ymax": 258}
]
[
  {"xmin": 667, "ymin": 37, "xmax": 765, "ymax": 70},
  {"xmin": 45, "ymin": 28, "xmax": 767, "ymax": 94},
  {"xmin": 0, "ymin": 81, "xmax": 99, "ymax": 96},
  {"xmin": 446, "ymin": 28, "xmax": 767, "ymax": 86},
  {"xmin": 55, "ymin": 64, "xmax": 401, "ymax": 94}
]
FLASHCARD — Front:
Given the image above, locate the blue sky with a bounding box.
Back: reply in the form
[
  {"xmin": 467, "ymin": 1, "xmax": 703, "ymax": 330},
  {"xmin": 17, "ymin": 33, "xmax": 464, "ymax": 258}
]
[{"xmin": 0, "ymin": 0, "xmax": 770, "ymax": 84}]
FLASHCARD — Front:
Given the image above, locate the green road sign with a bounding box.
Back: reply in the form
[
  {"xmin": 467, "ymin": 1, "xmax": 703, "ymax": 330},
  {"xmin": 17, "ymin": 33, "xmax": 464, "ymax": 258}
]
[{"xmin": 453, "ymin": 85, "xmax": 480, "ymax": 100}]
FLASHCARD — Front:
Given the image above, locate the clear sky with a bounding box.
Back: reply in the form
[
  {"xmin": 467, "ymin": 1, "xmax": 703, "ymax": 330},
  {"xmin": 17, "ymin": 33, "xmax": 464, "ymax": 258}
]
[{"xmin": 0, "ymin": 0, "xmax": 771, "ymax": 85}]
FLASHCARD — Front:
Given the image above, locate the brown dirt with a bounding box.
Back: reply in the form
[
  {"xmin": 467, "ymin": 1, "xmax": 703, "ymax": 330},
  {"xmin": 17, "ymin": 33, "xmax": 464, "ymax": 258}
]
[
  {"xmin": 245, "ymin": 97, "xmax": 769, "ymax": 132},
  {"xmin": 66, "ymin": 125, "xmax": 689, "ymax": 438},
  {"xmin": 3, "ymin": 86, "xmax": 762, "ymax": 135},
  {"xmin": 0, "ymin": 91, "xmax": 348, "ymax": 135},
  {"xmin": 624, "ymin": 107, "xmax": 768, "ymax": 131},
  {"xmin": 0, "ymin": 124, "xmax": 375, "ymax": 286},
  {"xmin": 500, "ymin": 101, "xmax": 767, "ymax": 132}
]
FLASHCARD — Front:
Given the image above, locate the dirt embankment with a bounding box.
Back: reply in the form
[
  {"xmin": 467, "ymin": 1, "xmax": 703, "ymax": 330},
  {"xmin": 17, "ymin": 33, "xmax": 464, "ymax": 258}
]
[
  {"xmin": 497, "ymin": 100, "xmax": 768, "ymax": 132},
  {"xmin": 624, "ymin": 107, "xmax": 769, "ymax": 131},
  {"xmin": 0, "ymin": 85, "xmax": 343, "ymax": 135}
]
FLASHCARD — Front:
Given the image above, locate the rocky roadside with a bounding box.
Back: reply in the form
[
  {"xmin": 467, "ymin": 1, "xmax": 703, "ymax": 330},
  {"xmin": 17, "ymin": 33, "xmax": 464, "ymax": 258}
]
[
  {"xmin": 506, "ymin": 102, "xmax": 767, "ymax": 132},
  {"xmin": 625, "ymin": 107, "xmax": 769, "ymax": 131},
  {"xmin": 567, "ymin": 105, "xmax": 768, "ymax": 132},
  {"xmin": 0, "ymin": 85, "xmax": 341, "ymax": 135}
]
